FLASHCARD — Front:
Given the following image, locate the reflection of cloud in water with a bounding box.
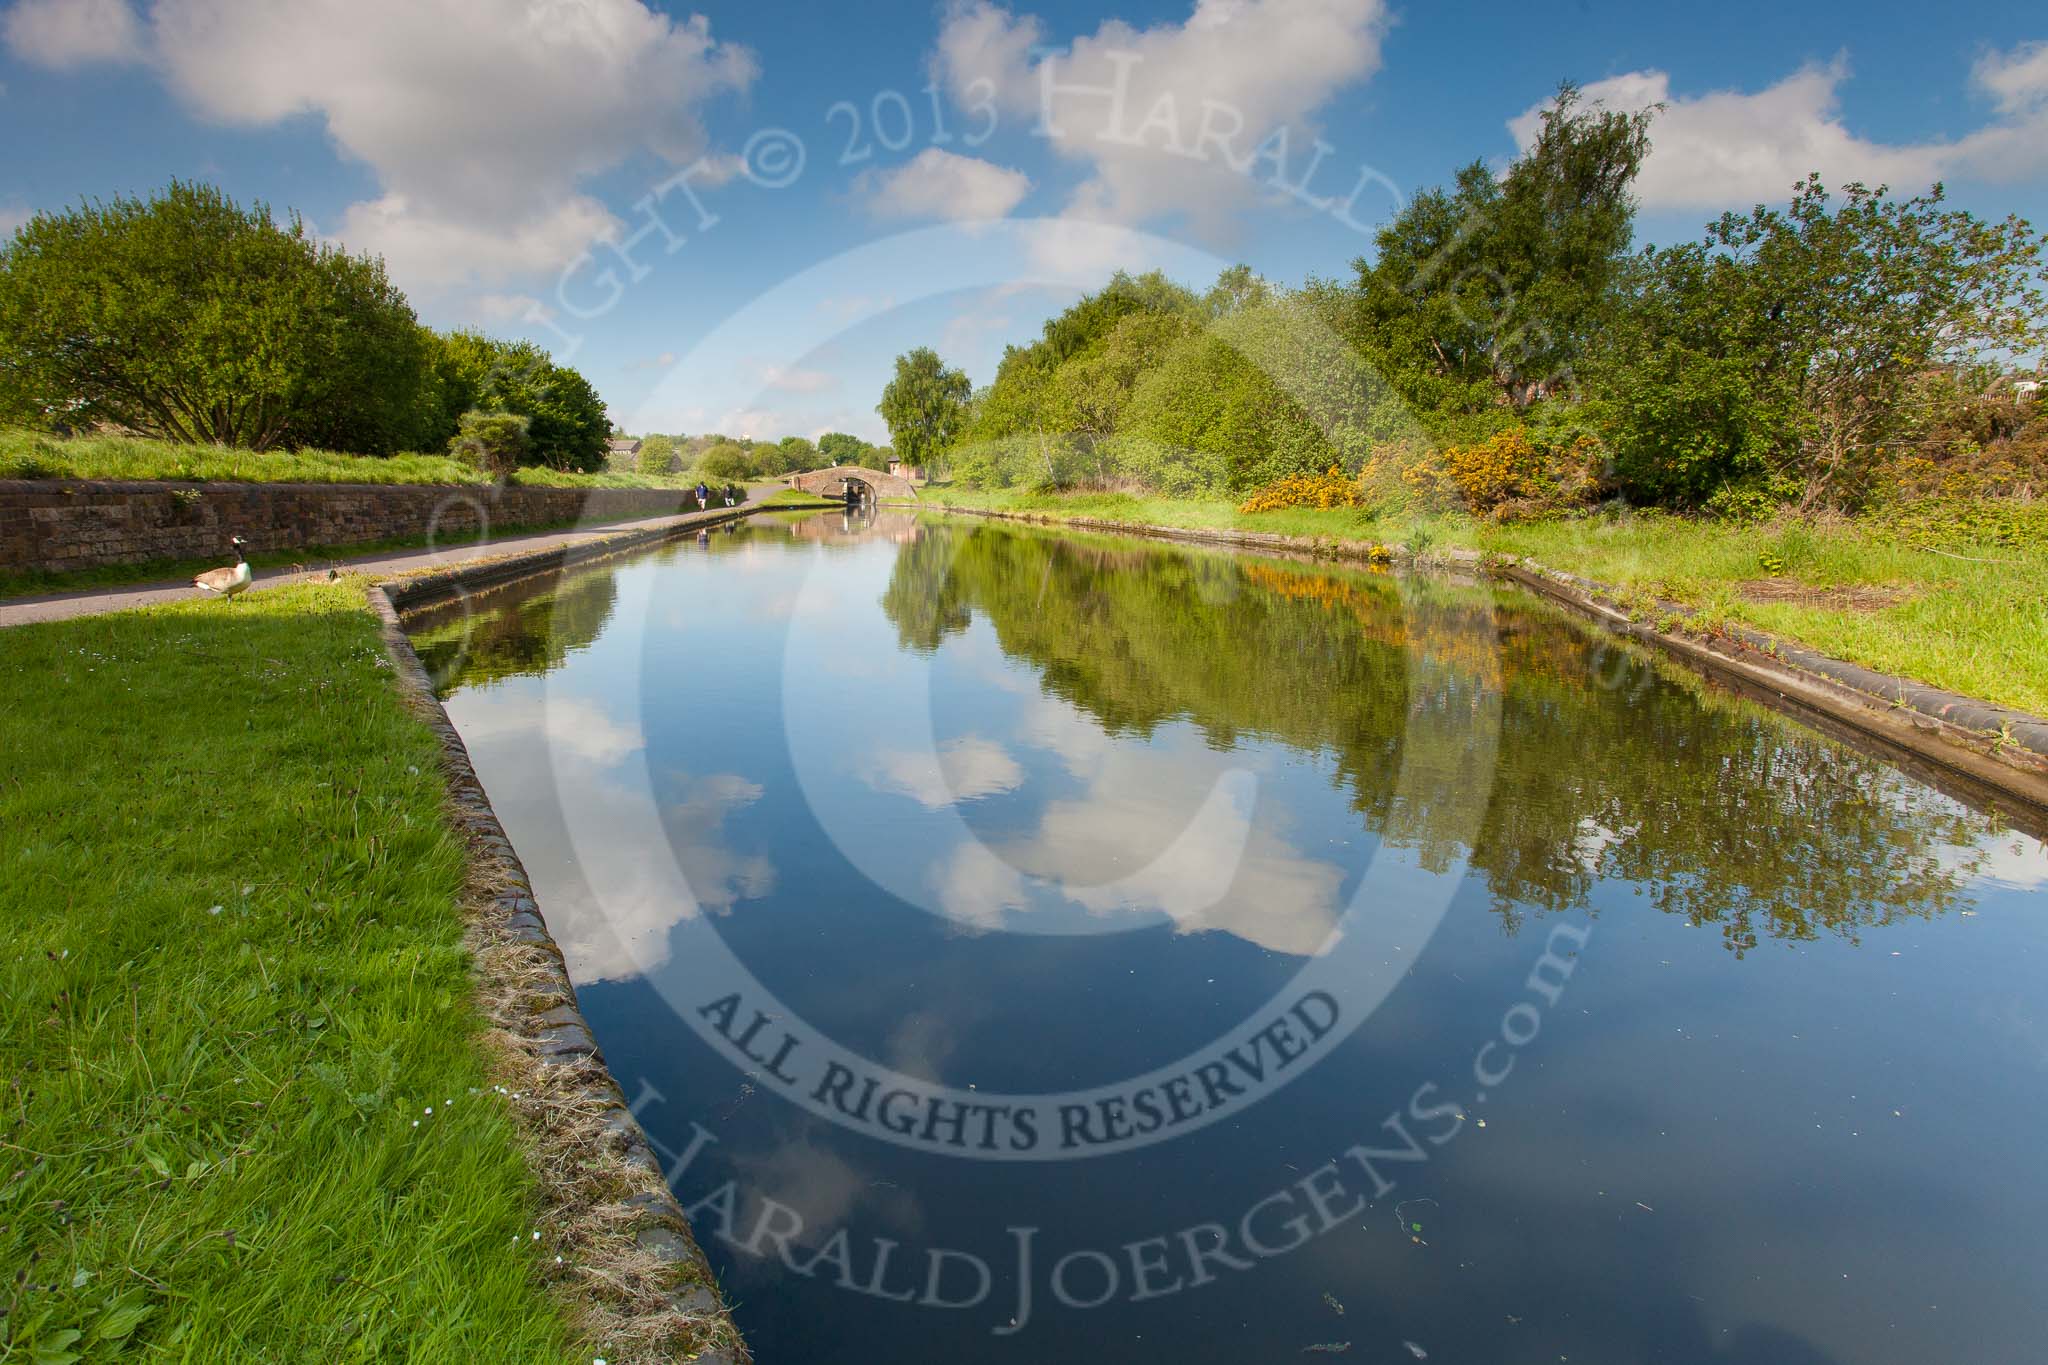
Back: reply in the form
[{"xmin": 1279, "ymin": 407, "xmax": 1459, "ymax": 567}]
[
  {"xmin": 1017, "ymin": 690, "xmax": 1112, "ymax": 776},
  {"xmin": 862, "ymin": 734, "xmax": 1024, "ymax": 809},
  {"xmin": 931, "ymin": 739, "xmax": 1345, "ymax": 955},
  {"xmin": 931, "ymin": 841, "xmax": 1028, "ymax": 929},
  {"xmin": 1974, "ymin": 837, "xmax": 2047, "ymax": 890},
  {"xmin": 442, "ymin": 687, "xmax": 774, "ymax": 983},
  {"xmin": 726, "ymin": 1131, "xmax": 925, "ymax": 1277},
  {"xmin": 455, "ymin": 691, "xmax": 645, "ymax": 766},
  {"xmin": 885, "ymin": 1009, "xmax": 968, "ymax": 1083},
  {"xmin": 533, "ymin": 770, "xmax": 773, "ymax": 983}
]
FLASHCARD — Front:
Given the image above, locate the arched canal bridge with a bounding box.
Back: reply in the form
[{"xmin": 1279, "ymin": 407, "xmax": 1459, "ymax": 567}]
[{"xmin": 786, "ymin": 465, "xmax": 920, "ymax": 503}]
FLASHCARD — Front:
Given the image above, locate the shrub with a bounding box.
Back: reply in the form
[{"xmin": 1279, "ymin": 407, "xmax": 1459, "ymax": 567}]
[
  {"xmin": 699, "ymin": 441, "xmax": 754, "ymax": 480},
  {"xmin": 635, "ymin": 435, "xmax": 678, "ymax": 476},
  {"xmin": 449, "ymin": 410, "xmax": 530, "ymax": 475},
  {"xmin": 0, "ymin": 180, "xmax": 441, "ymax": 454},
  {"xmin": 1238, "ymin": 466, "xmax": 1364, "ymax": 514},
  {"xmin": 1702, "ymin": 472, "xmax": 1802, "ymax": 522},
  {"xmin": 1361, "ymin": 428, "xmax": 1602, "ymax": 521}
]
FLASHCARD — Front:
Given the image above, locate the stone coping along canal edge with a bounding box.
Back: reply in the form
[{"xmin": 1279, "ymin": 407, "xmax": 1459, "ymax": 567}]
[{"xmin": 368, "ymin": 507, "xmax": 757, "ymax": 1363}]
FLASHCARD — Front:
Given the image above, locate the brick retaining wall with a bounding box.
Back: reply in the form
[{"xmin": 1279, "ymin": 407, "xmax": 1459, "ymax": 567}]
[{"xmin": 0, "ymin": 479, "xmax": 697, "ymax": 575}]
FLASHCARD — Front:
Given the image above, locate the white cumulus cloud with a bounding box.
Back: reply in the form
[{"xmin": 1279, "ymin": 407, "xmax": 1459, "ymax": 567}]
[
  {"xmin": 1513, "ymin": 41, "xmax": 2048, "ymax": 213},
  {"xmin": 2, "ymin": 0, "xmax": 144, "ymax": 69},
  {"xmin": 1973, "ymin": 39, "xmax": 2048, "ymax": 116},
  {"xmin": 934, "ymin": 0, "xmax": 1387, "ymax": 246},
  {"xmin": 6, "ymin": 0, "xmax": 757, "ymax": 296},
  {"xmin": 857, "ymin": 147, "xmax": 1033, "ymax": 223}
]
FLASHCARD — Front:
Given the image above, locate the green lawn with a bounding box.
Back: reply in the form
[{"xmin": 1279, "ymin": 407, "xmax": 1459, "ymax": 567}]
[
  {"xmin": 0, "ymin": 582, "xmax": 576, "ymax": 1361},
  {"xmin": 0, "ymin": 429, "xmax": 690, "ymax": 490},
  {"xmin": 921, "ymin": 485, "xmax": 2048, "ymax": 717},
  {"xmin": 752, "ymin": 487, "xmax": 834, "ymax": 506}
]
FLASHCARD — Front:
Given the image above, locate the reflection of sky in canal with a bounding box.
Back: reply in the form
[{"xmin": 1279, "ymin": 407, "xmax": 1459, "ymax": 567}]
[{"xmin": 419, "ymin": 514, "xmax": 2048, "ymax": 1365}]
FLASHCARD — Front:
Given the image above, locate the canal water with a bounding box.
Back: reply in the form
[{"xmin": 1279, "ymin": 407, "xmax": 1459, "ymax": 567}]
[{"xmin": 410, "ymin": 511, "xmax": 2046, "ymax": 1365}]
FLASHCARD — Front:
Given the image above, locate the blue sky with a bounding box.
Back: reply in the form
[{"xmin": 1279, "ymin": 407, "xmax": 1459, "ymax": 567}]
[{"xmin": 2, "ymin": 0, "xmax": 2043, "ymax": 443}]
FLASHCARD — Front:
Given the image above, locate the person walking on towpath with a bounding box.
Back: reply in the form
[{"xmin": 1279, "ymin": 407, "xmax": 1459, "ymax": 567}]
[{"xmin": 696, "ymin": 480, "xmax": 710, "ymax": 510}]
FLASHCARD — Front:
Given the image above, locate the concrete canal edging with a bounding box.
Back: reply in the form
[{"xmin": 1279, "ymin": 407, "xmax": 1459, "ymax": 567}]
[
  {"xmin": 937, "ymin": 504, "xmax": 2048, "ymax": 827},
  {"xmin": 369, "ymin": 505, "xmax": 757, "ymax": 1363}
]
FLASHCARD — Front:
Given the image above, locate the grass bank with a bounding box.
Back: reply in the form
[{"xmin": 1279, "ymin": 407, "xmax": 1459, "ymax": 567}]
[
  {"xmin": 0, "ymin": 582, "xmax": 577, "ymax": 1360},
  {"xmin": 920, "ymin": 486, "xmax": 2048, "ymax": 717},
  {"xmin": 0, "ymin": 429, "xmax": 691, "ymax": 490}
]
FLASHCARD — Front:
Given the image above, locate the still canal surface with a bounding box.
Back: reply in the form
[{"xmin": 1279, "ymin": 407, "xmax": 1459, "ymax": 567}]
[{"xmin": 410, "ymin": 510, "xmax": 2046, "ymax": 1364}]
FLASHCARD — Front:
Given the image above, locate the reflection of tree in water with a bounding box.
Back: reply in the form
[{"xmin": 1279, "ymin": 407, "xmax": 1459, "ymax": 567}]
[
  {"xmin": 882, "ymin": 522, "xmax": 1991, "ymax": 955},
  {"xmin": 408, "ymin": 565, "xmax": 619, "ymax": 693}
]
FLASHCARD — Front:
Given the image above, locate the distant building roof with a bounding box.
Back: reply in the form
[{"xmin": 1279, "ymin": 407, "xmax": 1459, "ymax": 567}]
[{"xmin": 607, "ymin": 437, "xmax": 643, "ymax": 455}]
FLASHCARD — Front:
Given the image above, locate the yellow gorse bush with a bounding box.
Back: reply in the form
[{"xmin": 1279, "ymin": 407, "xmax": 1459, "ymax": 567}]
[
  {"xmin": 1361, "ymin": 430, "xmax": 1602, "ymax": 521},
  {"xmin": 1238, "ymin": 465, "xmax": 1364, "ymax": 514}
]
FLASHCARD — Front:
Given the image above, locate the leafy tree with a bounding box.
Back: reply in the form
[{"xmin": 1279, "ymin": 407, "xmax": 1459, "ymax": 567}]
[
  {"xmin": 1045, "ymin": 310, "xmax": 1198, "ymax": 482},
  {"xmin": 636, "ymin": 434, "xmax": 678, "ymax": 475},
  {"xmin": 1350, "ymin": 85, "xmax": 1652, "ymax": 413},
  {"xmin": 1596, "ymin": 178, "xmax": 2048, "ymax": 507},
  {"xmin": 967, "ymin": 271, "xmax": 1201, "ymax": 452},
  {"xmin": 450, "ymin": 410, "xmax": 531, "ymax": 475},
  {"xmin": 817, "ymin": 431, "xmax": 868, "ymax": 465},
  {"xmin": 435, "ymin": 331, "xmax": 610, "ymax": 471},
  {"xmin": 699, "ymin": 440, "xmax": 755, "ymax": 479},
  {"xmin": 1117, "ymin": 292, "xmax": 1388, "ymax": 494},
  {"xmin": 0, "ymin": 180, "xmax": 440, "ymax": 452},
  {"xmin": 775, "ymin": 434, "xmax": 818, "ymax": 473},
  {"xmin": 877, "ymin": 347, "xmax": 971, "ymax": 475},
  {"xmin": 1203, "ymin": 264, "xmax": 1272, "ymax": 318}
]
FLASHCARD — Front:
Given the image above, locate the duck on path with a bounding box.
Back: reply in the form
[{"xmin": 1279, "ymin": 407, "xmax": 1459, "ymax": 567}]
[{"xmin": 193, "ymin": 537, "xmax": 253, "ymax": 603}]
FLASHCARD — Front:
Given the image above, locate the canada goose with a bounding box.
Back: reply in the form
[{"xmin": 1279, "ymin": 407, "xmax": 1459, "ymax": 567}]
[{"xmin": 194, "ymin": 537, "xmax": 253, "ymax": 602}]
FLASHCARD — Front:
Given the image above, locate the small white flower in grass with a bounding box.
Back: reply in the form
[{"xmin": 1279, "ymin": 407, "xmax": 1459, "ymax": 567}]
[
  {"xmin": 424, "ymin": 1107, "xmax": 432, "ymax": 1116},
  {"xmin": 411, "ymin": 1120, "xmax": 418, "ymax": 1128},
  {"xmin": 531, "ymin": 1231, "xmax": 540, "ymax": 1241},
  {"xmin": 208, "ymin": 906, "xmax": 223, "ymax": 916}
]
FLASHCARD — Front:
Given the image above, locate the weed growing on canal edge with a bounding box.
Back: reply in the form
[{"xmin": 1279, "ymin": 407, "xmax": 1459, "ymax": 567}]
[
  {"xmin": 0, "ymin": 582, "xmax": 585, "ymax": 1361},
  {"xmin": 917, "ymin": 486, "xmax": 2048, "ymax": 717}
]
